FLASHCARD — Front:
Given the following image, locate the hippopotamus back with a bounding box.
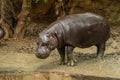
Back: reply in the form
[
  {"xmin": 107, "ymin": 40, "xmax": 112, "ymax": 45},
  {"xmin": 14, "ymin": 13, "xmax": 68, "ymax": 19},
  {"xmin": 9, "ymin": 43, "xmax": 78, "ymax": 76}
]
[{"xmin": 47, "ymin": 13, "xmax": 110, "ymax": 48}]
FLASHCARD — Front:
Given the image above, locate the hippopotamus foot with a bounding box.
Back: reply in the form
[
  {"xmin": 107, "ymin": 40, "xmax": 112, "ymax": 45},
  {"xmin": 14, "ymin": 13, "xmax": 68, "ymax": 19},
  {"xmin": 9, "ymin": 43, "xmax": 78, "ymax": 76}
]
[
  {"xmin": 67, "ymin": 58, "xmax": 77, "ymax": 66},
  {"xmin": 67, "ymin": 59, "xmax": 74, "ymax": 66},
  {"xmin": 59, "ymin": 60, "xmax": 66, "ymax": 65},
  {"xmin": 96, "ymin": 43, "xmax": 105, "ymax": 59},
  {"xmin": 96, "ymin": 53, "xmax": 104, "ymax": 60}
]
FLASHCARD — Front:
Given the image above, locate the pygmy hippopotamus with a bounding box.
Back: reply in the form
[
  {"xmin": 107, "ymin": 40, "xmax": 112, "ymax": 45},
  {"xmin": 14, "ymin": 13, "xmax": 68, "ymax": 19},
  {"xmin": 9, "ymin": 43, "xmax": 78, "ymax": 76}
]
[
  {"xmin": 36, "ymin": 13, "xmax": 110, "ymax": 66},
  {"xmin": 0, "ymin": 26, "xmax": 5, "ymax": 40}
]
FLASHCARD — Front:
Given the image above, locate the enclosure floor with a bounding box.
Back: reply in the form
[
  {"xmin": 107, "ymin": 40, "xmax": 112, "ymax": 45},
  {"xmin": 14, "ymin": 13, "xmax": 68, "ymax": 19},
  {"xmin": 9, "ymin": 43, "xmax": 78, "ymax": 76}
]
[{"xmin": 0, "ymin": 36, "xmax": 120, "ymax": 78}]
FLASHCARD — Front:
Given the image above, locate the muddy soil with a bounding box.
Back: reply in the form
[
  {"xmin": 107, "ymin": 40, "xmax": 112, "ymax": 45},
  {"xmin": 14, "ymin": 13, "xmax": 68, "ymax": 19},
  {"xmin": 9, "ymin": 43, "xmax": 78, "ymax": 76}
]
[{"xmin": 0, "ymin": 24, "xmax": 120, "ymax": 78}]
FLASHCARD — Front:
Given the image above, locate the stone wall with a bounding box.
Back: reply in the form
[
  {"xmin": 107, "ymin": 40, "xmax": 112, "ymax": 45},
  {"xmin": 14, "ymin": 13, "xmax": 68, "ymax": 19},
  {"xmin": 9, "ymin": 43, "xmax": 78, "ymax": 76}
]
[{"xmin": 0, "ymin": 71, "xmax": 120, "ymax": 80}]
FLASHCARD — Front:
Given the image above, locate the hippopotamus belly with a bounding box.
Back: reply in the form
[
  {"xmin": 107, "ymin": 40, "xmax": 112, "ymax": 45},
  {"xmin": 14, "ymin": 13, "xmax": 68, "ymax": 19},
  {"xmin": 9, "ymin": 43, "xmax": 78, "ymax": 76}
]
[{"xmin": 65, "ymin": 23, "xmax": 109, "ymax": 48}]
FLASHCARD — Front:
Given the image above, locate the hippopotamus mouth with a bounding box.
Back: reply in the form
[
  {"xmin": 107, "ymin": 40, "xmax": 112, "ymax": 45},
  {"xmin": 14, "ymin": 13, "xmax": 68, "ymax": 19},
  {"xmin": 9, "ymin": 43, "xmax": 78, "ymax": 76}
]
[{"xmin": 35, "ymin": 52, "xmax": 50, "ymax": 59}]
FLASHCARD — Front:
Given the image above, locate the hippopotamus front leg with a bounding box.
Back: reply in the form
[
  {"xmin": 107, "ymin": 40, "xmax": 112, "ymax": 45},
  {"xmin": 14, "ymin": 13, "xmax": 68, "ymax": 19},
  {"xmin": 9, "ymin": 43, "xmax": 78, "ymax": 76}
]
[
  {"xmin": 96, "ymin": 43, "xmax": 105, "ymax": 59},
  {"xmin": 66, "ymin": 46, "xmax": 76, "ymax": 66},
  {"xmin": 57, "ymin": 47, "xmax": 66, "ymax": 65}
]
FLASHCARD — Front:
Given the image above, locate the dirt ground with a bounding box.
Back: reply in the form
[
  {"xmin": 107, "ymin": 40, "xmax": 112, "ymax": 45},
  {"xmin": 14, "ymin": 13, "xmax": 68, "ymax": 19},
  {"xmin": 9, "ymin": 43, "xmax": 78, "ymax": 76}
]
[{"xmin": 0, "ymin": 24, "xmax": 120, "ymax": 78}]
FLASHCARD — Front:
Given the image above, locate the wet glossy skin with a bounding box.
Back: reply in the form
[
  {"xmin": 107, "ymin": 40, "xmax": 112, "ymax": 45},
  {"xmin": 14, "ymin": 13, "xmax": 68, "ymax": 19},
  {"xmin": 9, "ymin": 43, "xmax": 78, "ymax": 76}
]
[{"xmin": 36, "ymin": 13, "xmax": 110, "ymax": 66}]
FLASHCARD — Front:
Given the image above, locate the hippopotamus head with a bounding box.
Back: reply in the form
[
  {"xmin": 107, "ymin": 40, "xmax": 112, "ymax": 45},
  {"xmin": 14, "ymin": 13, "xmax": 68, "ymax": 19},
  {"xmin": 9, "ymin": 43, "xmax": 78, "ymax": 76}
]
[{"xmin": 36, "ymin": 32, "xmax": 58, "ymax": 59}]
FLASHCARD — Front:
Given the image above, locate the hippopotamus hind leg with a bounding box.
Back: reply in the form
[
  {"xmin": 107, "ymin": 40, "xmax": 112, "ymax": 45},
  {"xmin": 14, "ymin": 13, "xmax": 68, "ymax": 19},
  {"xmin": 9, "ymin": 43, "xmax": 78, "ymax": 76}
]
[{"xmin": 96, "ymin": 42, "xmax": 106, "ymax": 59}]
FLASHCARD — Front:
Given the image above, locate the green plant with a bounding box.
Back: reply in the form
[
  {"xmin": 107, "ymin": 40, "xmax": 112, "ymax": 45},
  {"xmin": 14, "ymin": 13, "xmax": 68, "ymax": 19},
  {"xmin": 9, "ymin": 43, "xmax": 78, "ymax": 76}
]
[{"xmin": 34, "ymin": 0, "xmax": 48, "ymax": 3}]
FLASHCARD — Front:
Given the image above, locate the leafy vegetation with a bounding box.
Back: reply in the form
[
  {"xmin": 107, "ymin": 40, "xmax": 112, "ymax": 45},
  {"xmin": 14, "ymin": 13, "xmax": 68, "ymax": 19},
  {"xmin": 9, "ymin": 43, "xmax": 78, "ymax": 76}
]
[{"xmin": 34, "ymin": 0, "xmax": 48, "ymax": 3}]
